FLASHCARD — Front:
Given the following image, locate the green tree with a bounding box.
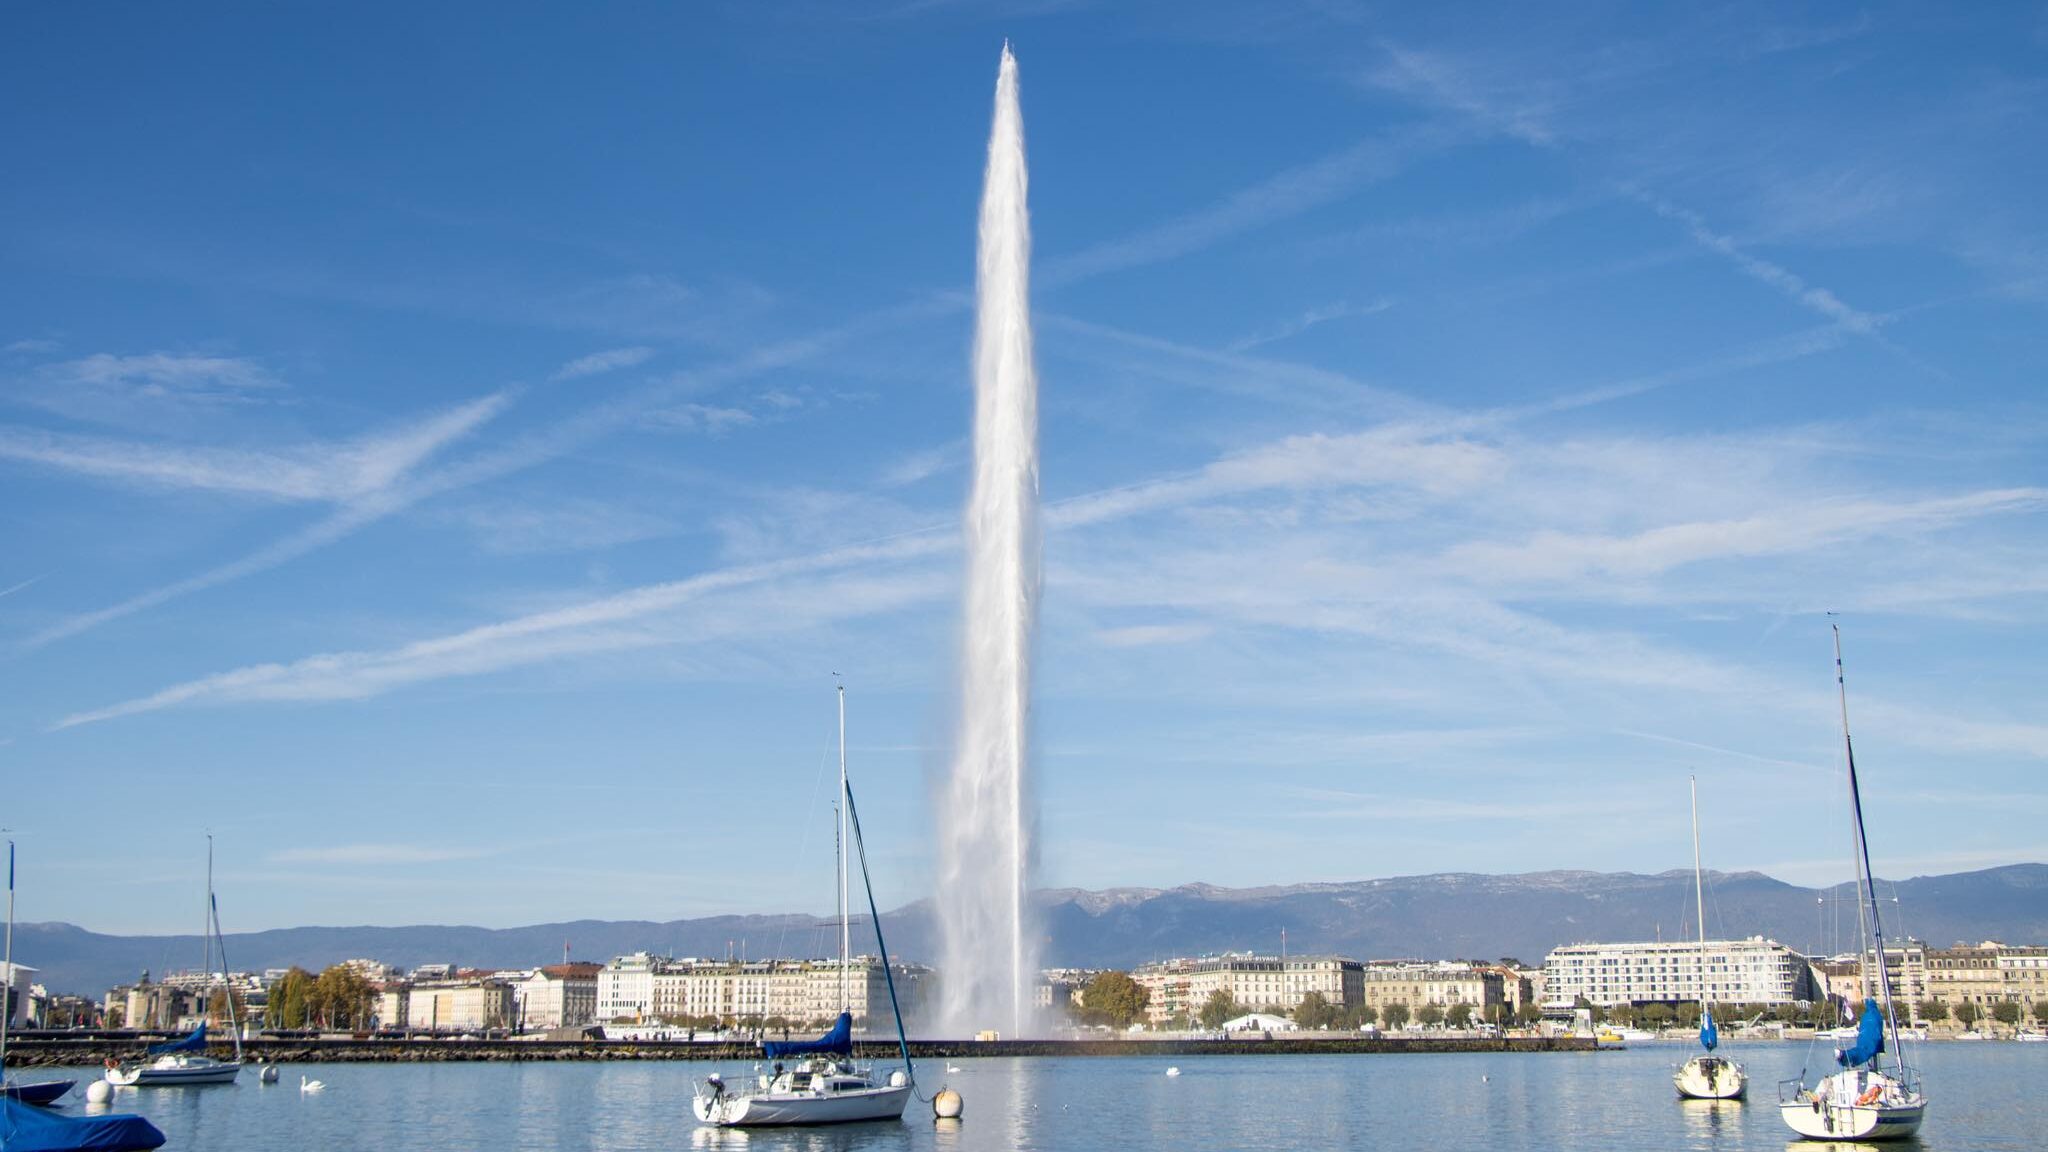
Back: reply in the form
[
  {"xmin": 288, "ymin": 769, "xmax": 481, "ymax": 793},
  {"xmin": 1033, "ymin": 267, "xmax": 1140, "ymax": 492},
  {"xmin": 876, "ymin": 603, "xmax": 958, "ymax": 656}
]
[
  {"xmin": 1607, "ymin": 1003, "xmax": 1637, "ymax": 1027},
  {"xmin": 1382, "ymin": 1002, "xmax": 1410, "ymax": 1030},
  {"xmin": 266, "ymin": 967, "xmax": 315, "ymax": 1029},
  {"xmin": 1197, "ymin": 989, "xmax": 1240, "ymax": 1030},
  {"xmin": 1445, "ymin": 1003, "xmax": 1473, "ymax": 1030},
  {"xmin": 1955, "ymin": 1002, "xmax": 1981, "ymax": 1029},
  {"xmin": 1992, "ymin": 1001, "xmax": 2022, "ymax": 1027},
  {"xmin": 309, "ymin": 964, "xmax": 373, "ymax": 1030},
  {"xmin": 1417, "ymin": 1004, "xmax": 1446, "ymax": 1028},
  {"xmin": 1292, "ymin": 992, "xmax": 1338, "ymax": 1030},
  {"xmin": 1080, "ymin": 971, "xmax": 1150, "ymax": 1030},
  {"xmin": 1915, "ymin": 999, "xmax": 1947, "ymax": 1024},
  {"xmin": 2033, "ymin": 1001, "xmax": 2048, "ymax": 1027},
  {"xmin": 1516, "ymin": 1001, "xmax": 1543, "ymax": 1027},
  {"xmin": 1639, "ymin": 1003, "xmax": 1674, "ymax": 1030}
]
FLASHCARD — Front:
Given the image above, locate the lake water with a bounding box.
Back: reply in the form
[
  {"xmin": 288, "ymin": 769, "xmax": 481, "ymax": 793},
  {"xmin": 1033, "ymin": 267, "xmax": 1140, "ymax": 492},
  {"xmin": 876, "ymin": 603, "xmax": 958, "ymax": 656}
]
[{"xmin": 40, "ymin": 1042, "xmax": 2045, "ymax": 1150}]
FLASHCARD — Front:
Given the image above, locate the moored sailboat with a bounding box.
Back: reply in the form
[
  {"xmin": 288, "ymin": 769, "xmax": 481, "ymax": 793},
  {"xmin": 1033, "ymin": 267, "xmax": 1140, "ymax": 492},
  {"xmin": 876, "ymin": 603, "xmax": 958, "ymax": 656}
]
[
  {"xmin": 2, "ymin": 841, "xmax": 78, "ymax": 1107},
  {"xmin": 105, "ymin": 838, "xmax": 243, "ymax": 1088},
  {"xmin": 691, "ymin": 686, "xmax": 915, "ymax": 1127},
  {"xmin": 1673, "ymin": 776, "xmax": 1746, "ymax": 1100},
  {"xmin": 1778, "ymin": 625, "xmax": 1925, "ymax": 1141}
]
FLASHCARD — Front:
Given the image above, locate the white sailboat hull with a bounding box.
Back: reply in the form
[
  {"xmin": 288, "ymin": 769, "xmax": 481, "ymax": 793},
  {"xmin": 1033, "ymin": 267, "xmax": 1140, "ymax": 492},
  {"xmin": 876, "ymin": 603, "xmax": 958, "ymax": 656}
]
[
  {"xmin": 1779, "ymin": 1099, "xmax": 1923, "ymax": 1141},
  {"xmin": 693, "ymin": 1083, "xmax": 911, "ymax": 1126},
  {"xmin": 106, "ymin": 1055, "xmax": 240, "ymax": 1086},
  {"xmin": 1674, "ymin": 1054, "xmax": 1746, "ymax": 1100}
]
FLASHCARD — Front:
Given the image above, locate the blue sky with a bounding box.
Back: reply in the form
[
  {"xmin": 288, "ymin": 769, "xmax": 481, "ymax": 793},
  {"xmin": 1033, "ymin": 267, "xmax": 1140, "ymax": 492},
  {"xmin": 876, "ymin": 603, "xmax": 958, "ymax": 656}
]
[{"xmin": 4, "ymin": 2, "xmax": 2045, "ymax": 937}]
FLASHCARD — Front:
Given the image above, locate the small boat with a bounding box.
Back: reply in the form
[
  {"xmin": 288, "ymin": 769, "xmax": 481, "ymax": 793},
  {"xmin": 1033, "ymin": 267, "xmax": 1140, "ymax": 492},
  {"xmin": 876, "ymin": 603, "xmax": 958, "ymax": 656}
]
[
  {"xmin": 0, "ymin": 1096, "xmax": 164, "ymax": 1152},
  {"xmin": 692, "ymin": 687, "xmax": 915, "ymax": 1128},
  {"xmin": 2015, "ymin": 1030, "xmax": 2047, "ymax": 1043},
  {"xmin": 104, "ymin": 1024, "xmax": 241, "ymax": 1086},
  {"xmin": 1778, "ymin": 625, "xmax": 1925, "ymax": 1142},
  {"xmin": 1674, "ymin": 777, "xmax": 1747, "ymax": 1101},
  {"xmin": 3, "ymin": 840, "xmax": 79, "ymax": 1108},
  {"xmin": 1595, "ymin": 1029, "xmax": 1628, "ymax": 1050},
  {"xmin": 105, "ymin": 839, "xmax": 243, "ymax": 1088}
]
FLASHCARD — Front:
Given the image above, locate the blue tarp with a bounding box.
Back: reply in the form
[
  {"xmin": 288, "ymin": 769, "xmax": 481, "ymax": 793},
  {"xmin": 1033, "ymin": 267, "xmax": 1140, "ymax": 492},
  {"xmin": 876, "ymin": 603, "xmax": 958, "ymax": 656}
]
[
  {"xmin": 0, "ymin": 1096, "xmax": 165, "ymax": 1152},
  {"xmin": 143, "ymin": 1024, "xmax": 205, "ymax": 1056},
  {"xmin": 1836, "ymin": 1000, "xmax": 1886, "ymax": 1068},
  {"xmin": 761, "ymin": 1012, "xmax": 852, "ymax": 1059},
  {"xmin": 1698, "ymin": 1011, "xmax": 1718, "ymax": 1052}
]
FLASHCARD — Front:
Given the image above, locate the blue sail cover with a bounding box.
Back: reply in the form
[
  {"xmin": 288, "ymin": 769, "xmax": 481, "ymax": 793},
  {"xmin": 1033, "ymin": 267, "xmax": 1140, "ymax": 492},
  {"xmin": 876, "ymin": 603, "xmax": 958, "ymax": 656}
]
[
  {"xmin": 0, "ymin": 1096, "xmax": 165, "ymax": 1151},
  {"xmin": 761, "ymin": 1012, "xmax": 852, "ymax": 1059},
  {"xmin": 143, "ymin": 1024, "xmax": 205, "ymax": 1056},
  {"xmin": 1836, "ymin": 1000, "xmax": 1886, "ymax": 1068},
  {"xmin": 1698, "ymin": 1011, "xmax": 1718, "ymax": 1052}
]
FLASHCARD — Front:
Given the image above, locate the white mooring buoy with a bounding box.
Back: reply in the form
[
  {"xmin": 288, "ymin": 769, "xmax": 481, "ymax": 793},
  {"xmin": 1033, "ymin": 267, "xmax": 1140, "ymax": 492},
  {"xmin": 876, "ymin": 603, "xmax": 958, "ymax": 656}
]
[
  {"xmin": 933, "ymin": 1087, "xmax": 964, "ymax": 1119},
  {"xmin": 85, "ymin": 1079, "xmax": 113, "ymax": 1104},
  {"xmin": 1165, "ymin": 1066, "xmax": 1181, "ymax": 1077},
  {"xmin": 260, "ymin": 1064, "xmax": 281, "ymax": 1084}
]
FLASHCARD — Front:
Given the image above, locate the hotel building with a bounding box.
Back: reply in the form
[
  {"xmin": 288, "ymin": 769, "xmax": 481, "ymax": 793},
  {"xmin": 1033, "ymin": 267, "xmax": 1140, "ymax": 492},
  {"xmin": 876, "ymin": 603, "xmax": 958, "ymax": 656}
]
[{"xmin": 1541, "ymin": 937, "xmax": 1815, "ymax": 1007}]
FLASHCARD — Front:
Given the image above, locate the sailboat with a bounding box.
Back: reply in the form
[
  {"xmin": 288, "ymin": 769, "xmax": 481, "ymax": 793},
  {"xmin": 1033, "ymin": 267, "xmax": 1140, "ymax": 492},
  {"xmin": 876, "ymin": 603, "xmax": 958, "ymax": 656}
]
[
  {"xmin": 2, "ymin": 840, "xmax": 78, "ymax": 1106},
  {"xmin": 105, "ymin": 838, "xmax": 243, "ymax": 1087},
  {"xmin": 1673, "ymin": 777, "xmax": 1746, "ymax": 1100},
  {"xmin": 692, "ymin": 686, "xmax": 916, "ymax": 1127},
  {"xmin": 1778, "ymin": 624, "xmax": 1926, "ymax": 1141}
]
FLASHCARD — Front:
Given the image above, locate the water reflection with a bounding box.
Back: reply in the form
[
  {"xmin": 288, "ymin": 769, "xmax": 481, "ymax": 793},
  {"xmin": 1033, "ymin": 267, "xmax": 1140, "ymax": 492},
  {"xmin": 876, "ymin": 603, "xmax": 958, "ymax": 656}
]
[{"xmin": 1678, "ymin": 1096, "xmax": 1742, "ymax": 1140}]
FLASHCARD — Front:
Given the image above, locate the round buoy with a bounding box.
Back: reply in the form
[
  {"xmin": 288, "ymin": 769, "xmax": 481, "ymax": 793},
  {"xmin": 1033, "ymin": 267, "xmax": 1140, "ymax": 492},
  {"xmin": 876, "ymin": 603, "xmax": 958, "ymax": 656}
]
[
  {"xmin": 1165, "ymin": 1066, "xmax": 1181, "ymax": 1077},
  {"xmin": 85, "ymin": 1080, "xmax": 113, "ymax": 1104},
  {"xmin": 888, "ymin": 1070, "xmax": 907, "ymax": 1088},
  {"xmin": 260, "ymin": 1065, "xmax": 281, "ymax": 1084},
  {"xmin": 933, "ymin": 1088, "xmax": 964, "ymax": 1119}
]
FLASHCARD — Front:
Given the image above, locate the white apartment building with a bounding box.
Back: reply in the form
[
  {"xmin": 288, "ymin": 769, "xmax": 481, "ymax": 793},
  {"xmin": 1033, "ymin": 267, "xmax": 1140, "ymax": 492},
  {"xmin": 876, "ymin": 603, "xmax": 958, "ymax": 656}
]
[
  {"xmin": 402, "ymin": 979, "xmax": 515, "ymax": 1031},
  {"xmin": 1542, "ymin": 937, "xmax": 1815, "ymax": 1008},
  {"xmin": 1129, "ymin": 955, "xmax": 1363, "ymax": 1026},
  {"xmin": 513, "ymin": 963, "xmax": 601, "ymax": 1031},
  {"xmin": 597, "ymin": 953, "xmax": 927, "ymax": 1027},
  {"xmin": 1359, "ymin": 962, "xmax": 1505, "ymax": 1016}
]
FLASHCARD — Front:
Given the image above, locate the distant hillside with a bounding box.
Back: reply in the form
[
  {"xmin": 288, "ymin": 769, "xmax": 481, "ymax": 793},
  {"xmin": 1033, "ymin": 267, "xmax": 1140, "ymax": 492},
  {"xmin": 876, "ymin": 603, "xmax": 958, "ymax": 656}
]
[{"xmin": 20, "ymin": 864, "xmax": 2047, "ymax": 996}]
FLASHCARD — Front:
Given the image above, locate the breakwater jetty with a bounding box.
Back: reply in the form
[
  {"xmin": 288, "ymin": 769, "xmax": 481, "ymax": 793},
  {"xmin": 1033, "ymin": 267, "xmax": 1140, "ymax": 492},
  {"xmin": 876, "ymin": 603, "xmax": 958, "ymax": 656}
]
[{"xmin": 8, "ymin": 1033, "xmax": 1593, "ymax": 1066}]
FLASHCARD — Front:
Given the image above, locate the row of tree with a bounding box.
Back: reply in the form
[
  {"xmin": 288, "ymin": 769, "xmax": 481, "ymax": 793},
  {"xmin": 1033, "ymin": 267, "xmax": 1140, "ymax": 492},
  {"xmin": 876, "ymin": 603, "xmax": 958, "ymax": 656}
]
[
  {"xmin": 262, "ymin": 965, "xmax": 377, "ymax": 1030},
  {"xmin": 1913, "ymin": 1000, "xmax": 2048, "ymax": 1028},
  {"xmin": 1069, "ymin": 971, "xmax": 1547, "ymax": 1033}
]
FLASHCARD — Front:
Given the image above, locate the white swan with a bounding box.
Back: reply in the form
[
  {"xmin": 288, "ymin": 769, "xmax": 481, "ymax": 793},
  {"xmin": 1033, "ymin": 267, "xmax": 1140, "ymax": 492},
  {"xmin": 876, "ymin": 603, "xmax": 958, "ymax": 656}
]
[
  {"xmin": 945, "ymin": 1064, "xmax": 963, "ymax": 1073},
  {"xmin": 1165, "ymin": 1067, "xmax": 1181, "ymax": 1077},
  {"xmin": 300, "ymin": 1075, "xmax": 326, "ymax": 1094}
]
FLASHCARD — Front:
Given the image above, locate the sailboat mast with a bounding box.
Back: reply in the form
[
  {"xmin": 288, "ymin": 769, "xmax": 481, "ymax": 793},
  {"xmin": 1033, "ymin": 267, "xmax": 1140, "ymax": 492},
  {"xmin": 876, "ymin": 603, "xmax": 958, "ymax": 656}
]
[
  {"xmin": 1834, "ymin": 622, "xmax": 1905, "ymax": 1073},
  {"xmin": 203, "ymin": 833, "xmax": 214, "ymax": 986},
  {"xmin": 838, "ymin": 684, "xmax": 851, "ymax": 1014},
  {"xmin": 1691, "ymin": 777, "xmax": 1708, "ymax": 1015},
  {"xmin": 3, "ymin": 839, "xmax": 14, "ymax": 1070}
]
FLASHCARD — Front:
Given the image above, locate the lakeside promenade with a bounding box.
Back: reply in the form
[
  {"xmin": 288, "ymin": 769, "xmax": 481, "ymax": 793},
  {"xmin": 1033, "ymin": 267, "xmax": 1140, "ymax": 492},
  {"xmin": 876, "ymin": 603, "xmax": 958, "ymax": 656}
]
[{"xmin": 6, "ymin": 1033, "xmax": 1594, "ymax": 1066}]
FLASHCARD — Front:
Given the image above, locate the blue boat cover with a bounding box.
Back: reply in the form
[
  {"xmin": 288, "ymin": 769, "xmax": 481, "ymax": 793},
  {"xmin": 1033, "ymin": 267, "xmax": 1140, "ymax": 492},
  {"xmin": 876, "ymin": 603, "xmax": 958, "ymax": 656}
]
[
  {"xmin": 761, "ymin": 1011, "xmax": 852, "ymax": 1059},
  {"xmin": 143, "ymin": 1024, "xmax": 205, "ymax": 1056},
  {"xmin": 0, "ymin": 1081, "xmax": 76, "ymax": 1108},
  {"xmin": 0, "ymin": 1097, "xmax": 165, "ymax": 1152},
  {"xmin": 1835, "ymin": 999, "xmax": 1886, "ymax": 1068},
  {"xmin": 1698, "ymin": 1011, "xmax": 1718, "ymax": 1053}
]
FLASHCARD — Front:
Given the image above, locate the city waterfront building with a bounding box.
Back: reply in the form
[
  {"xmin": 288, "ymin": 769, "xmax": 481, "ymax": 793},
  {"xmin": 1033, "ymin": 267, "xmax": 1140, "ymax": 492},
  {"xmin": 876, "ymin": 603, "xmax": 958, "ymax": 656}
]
[
  {"xmin": 401, "ymin": 976, "xmax": 514, "ymax": 1032},
  {"xmin": 1128, "ymin": 954, "xmax": 1363, "ymax": 1026},
  {"xmin": 1359, "ymin": 962, "xmax": 1505, "ymax": 1019},
  {"xmin": 596, "ymin": 953, "xmax": 927, "ymax": 1029},
  {"xmin": 1, "ymin": 962, "xmax": 36, "ymax": 1028},
  {"xmin": 1927, "ymin": 941, "xmax": 2048, "ymax": 1013},
  {"xmin": 1541, "ymin": 937, "xmax": 1815, "ymax": 1007},
  {"xmin": 513, "ymin": 962, "xmax": 601, "ymax": 1031}
]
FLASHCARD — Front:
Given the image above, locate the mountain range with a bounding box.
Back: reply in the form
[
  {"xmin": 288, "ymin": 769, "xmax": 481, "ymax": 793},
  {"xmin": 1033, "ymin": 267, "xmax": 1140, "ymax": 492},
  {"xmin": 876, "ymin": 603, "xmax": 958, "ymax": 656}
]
[{"xmin": 18, "ymin": 864, "xmax": 2046, "ymax": 997}]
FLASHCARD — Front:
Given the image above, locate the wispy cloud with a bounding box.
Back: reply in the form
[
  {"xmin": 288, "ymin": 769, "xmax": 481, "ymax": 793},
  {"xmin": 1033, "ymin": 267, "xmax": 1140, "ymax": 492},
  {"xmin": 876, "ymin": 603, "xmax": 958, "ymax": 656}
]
[
  {"xmin": 0, "ymin": 575, "xmax": 46, "ymax": 601},
  {"xmin": 0, "ymin": 392, "xmax": 508, "ymax": 503},
  {"xmin": 4, "ymin": 338, "xmax": 61, "ymax": 355},
  {"xmin": 551, "ymin": 346, "xmax": 654, "ymax": 381},
  {"xmin": 1641, "ymin": 196, "xmax": 1885, "ymax": 336},
  {"xmin": 269, "ymin": 843, "xmax": 493, "ymax": 865},
  {"xmin": 1093, "ymin": 623, "xmax": 1212, "ymax": 647},
  {"xmin": 1044, "ymin": 126, "xmax": 1448, "ymax": 285},
  {"xmin": 1227, "ymin": 298, "xmax": 1393, "ymax": 352},
  {"xmin": 1365, "ymin": 43, "xmax": 1557, "ymax": 146}
]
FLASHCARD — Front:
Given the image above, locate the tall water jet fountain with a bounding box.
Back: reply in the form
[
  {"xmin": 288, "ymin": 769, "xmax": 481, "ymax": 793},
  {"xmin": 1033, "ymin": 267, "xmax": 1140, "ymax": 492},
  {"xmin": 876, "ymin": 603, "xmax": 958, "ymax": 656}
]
[{"xmin": 937, "ymin": 42, "xmax": 1040, "ymax": 1039}]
